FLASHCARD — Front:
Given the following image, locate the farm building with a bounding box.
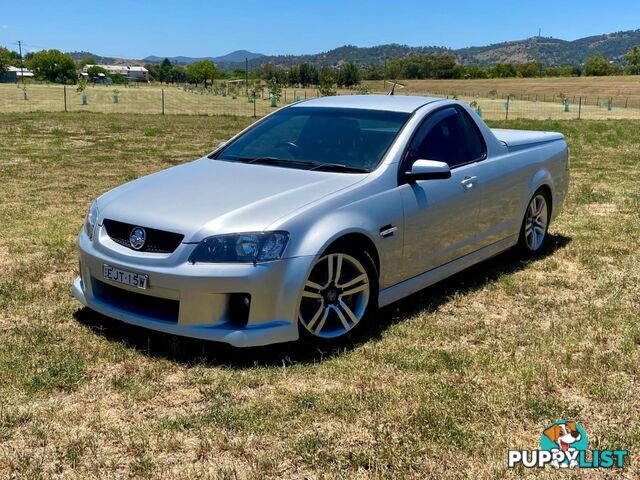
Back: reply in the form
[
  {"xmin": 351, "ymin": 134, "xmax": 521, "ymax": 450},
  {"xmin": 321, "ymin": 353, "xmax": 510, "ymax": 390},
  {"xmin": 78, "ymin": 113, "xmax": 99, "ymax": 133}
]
[
  {"xmin": 82, "ymin": 64, "xmax": 149, "ymax": 82},
  {"xmin": 0, "ymin": 66, "xmax": 35, "ymax": 83}
]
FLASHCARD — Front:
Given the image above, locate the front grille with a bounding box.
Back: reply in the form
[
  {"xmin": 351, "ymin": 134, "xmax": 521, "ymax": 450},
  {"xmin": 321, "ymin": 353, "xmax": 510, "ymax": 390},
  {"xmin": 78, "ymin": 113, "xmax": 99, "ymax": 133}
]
[
  {"xmin": 103, "ymin": 219, "xmax": 184, "ymax": 253},
  {"xmin": 92, "ymin": 279, "xmax": 179, "ymax": 323}
]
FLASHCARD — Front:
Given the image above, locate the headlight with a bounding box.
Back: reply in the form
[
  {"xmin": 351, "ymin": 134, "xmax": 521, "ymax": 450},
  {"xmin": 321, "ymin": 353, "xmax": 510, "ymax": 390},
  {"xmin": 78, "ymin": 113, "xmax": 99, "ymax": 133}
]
[
  {"xmin": 85, "ymin": 201, "xmax": 99, "ymax": 240},
  {"xmin": 189, "ymin": 231, "xmax": 289, "ymax": 263}
]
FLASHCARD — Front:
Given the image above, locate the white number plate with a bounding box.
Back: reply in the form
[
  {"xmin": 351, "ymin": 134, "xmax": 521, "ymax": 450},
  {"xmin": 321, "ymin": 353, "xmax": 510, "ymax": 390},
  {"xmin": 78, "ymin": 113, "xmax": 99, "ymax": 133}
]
[{"xmin": 102, "ymin": 264, "xmax": 148, "ymax": 289}]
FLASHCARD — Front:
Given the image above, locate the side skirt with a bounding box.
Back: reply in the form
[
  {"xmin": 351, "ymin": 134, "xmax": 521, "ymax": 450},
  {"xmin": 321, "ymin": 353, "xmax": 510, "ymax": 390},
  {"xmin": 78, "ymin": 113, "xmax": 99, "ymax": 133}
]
[{"xmin": 378, "ymin": 235, "xmax": 518, "ymax": 307}]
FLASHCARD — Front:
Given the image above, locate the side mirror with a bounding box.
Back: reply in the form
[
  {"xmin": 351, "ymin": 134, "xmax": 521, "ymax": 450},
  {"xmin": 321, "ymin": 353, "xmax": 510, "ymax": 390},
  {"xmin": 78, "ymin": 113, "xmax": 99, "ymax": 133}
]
[{"xmin": 405, "ymin": 159, "xmax": 451, "ymax": 181}]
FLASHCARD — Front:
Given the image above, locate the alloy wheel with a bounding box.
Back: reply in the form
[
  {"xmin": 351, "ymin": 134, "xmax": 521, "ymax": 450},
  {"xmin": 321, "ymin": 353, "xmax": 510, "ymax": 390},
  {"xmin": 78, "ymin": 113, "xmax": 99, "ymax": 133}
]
[
  {"xmin": 525, "ymin": 193, "xmax": 549, "ymax": 251},
  {"xmin": 299, "ymin": 253, "xmax": 370, "ymax": 339}
]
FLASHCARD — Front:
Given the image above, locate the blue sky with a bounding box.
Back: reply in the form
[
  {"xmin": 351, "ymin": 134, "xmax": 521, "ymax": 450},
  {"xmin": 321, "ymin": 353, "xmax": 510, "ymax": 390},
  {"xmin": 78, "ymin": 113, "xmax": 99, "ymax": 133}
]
[{"xmin": 1, "ymin": 0, "xmax": 639, "ymax": 58}]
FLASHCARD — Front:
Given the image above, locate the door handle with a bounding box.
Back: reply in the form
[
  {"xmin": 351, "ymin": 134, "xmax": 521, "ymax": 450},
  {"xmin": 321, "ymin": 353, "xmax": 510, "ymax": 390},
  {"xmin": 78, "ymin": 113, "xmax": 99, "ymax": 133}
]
[{"xmin": 461, "ymin": 176, "xmax": 478, "ymax": 189}]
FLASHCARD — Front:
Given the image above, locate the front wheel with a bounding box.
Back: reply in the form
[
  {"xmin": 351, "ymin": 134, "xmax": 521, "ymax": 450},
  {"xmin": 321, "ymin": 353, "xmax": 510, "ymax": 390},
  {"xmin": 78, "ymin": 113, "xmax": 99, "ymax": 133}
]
[
  {"xmin": 298, "ymin": 247, "xmax": 377, "ymax": 344},
  {"xmin": 518, "ymin": 190, "xmax": 551, "ymax": 254}
]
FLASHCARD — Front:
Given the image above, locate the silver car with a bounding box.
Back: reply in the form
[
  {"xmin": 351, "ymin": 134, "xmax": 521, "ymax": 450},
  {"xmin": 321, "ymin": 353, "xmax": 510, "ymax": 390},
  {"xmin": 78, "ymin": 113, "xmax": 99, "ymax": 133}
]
[{"xmin": 73, "ymin": 95, "xmax": 569, "ymax": 347}]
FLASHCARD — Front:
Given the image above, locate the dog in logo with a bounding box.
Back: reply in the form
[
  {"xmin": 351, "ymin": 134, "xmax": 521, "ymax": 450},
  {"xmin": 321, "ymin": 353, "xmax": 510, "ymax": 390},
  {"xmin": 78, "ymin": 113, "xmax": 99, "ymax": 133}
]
[{"xmin": 543, "ymin": 421, "xmax": 582, "ymax": 468}]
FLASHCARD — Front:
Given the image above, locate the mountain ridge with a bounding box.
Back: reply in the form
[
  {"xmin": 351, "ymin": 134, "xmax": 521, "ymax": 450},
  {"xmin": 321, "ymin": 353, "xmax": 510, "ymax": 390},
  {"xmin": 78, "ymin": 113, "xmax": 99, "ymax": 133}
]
[
  {"xmin": 143, "ymin": 50, "xmax": 265, "ymax": 65},
  {"xmin": 68, "ymin": 29, "xmax": 640, "ymax": 70}
]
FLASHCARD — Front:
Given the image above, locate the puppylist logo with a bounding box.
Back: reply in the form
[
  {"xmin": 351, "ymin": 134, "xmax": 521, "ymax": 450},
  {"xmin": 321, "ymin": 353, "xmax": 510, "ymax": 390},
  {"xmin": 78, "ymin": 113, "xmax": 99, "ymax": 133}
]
[{"xmin": 508, "ymin": 420, "xmax": 629, "ymax": 470}]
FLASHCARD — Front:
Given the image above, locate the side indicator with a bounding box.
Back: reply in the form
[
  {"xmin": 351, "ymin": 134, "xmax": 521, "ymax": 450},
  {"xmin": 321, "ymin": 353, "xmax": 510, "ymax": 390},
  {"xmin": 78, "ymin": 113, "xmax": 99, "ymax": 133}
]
[{"xmin": 379, "ymin": 225, "xmax": 398, "ymax": 238}]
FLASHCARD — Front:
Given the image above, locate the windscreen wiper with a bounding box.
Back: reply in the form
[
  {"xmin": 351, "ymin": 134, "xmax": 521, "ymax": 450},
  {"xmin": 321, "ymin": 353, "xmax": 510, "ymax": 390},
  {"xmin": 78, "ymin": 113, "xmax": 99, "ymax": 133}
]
[
  {"xmin": 243, "ymin": 157, "xmax": 316, "ymax": 167},
  {"xmin": 308, "ymin": 163, "xmax": 369, "ymax": 173}
]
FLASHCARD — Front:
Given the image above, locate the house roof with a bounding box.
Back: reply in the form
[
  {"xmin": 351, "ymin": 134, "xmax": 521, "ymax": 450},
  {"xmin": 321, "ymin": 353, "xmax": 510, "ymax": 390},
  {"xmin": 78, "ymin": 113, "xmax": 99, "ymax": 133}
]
[
  {"xmin": 84, "ymin": 64, "xmax": 148, "ymax": 73},
  {"xmin": 6, "ymin": 66, "xmax": 34, "ymax": 77}
]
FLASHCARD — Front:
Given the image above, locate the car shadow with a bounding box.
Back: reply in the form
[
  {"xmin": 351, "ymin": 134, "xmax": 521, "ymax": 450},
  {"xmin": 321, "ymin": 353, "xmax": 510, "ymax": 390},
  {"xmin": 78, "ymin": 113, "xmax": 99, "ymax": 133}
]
[{"xmin": 74, "ymin": 233, "xmax": 571, "ymax": 369}]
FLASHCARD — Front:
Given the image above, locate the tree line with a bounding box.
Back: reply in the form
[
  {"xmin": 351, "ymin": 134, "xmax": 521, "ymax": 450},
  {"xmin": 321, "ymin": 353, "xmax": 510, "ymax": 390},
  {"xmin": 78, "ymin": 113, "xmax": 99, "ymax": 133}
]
[
  {"xmin": 143, "ymin": 58, "xmax": 361, "ymax": 89},
  {"xmin": 2, "ymin": 46, "xmax": 640, "ymax": 86}
]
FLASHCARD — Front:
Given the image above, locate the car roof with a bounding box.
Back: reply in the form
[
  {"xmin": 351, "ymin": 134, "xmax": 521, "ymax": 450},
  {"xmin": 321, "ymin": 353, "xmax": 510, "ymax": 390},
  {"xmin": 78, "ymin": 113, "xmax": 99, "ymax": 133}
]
[{"xmin": 292, "ymin": 94, "xmax": 444, "ymax": 113}]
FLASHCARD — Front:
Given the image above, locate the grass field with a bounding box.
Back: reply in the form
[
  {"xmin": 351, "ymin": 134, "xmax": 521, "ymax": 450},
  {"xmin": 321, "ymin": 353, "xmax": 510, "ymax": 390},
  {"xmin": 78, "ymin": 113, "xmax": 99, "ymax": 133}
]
[
  {"xmin": 0, "ymin": 83, "xmax": 327, "ymax": 117},
  {"xmin": 3, "ymin": 76, "xmax": 640, "ymax": 120},
  {"xmin": 0, "ymin": 113, "xmax": 639, "ymax": 479},
  {"xmin": 364, "ymin": 76, "xmax": 640, "ymax": 107}
]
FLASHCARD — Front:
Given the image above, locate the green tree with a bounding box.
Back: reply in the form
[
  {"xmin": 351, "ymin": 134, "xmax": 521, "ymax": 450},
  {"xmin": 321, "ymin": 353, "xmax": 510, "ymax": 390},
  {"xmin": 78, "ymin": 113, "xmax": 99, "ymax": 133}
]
[
  {"xmin": 86, "ymin": 65, "xmax": 108, "ymax": 78},
  {"xmin": 170, "ymin": 65, "xmax": 188, "ymax": 83},
  {"xmin": 363, "ymin": 64, "xmax": 384, "ymax": 80},
  {"xmin": 0, "ymin": 47, "xmax": 21, "ymax": 74},
  {"xmin": 186, "ymin": 60, "xmax": 218, "ymax": 87},
  {"xmin": 432, "ymin": 54, "xmax": 461, "ymax": 79},
  {"xmin": 27, "ymin": 49, "xmax": 77, "ymax": 83},
  {"xmin": 0, "ymin": 47, "xmax": 11, "ymax": 74},
  {"xmin": 231, "ymin": 68, "xmax": 246, "ymax": 78},
  {"xmin": 584, "ymin": 54, "xmax": 611, "ymax": 76},
  {"xmin": 268, "ymin": 76, "xmax": 282, "ymax": 101},
  {"xmin": 287, "ymin": 64, "xmax": 300, "ymax": 86},
  {"xmin": 298, "ymin": 63, "xmax": 318, "ymax": 87},
  {"xmin": 318, "ymin": 66, "xmax": 336, "ymax": 96},
  {"xmin": 256, "ymin": 62, "xmax": 287, "ymax": 84},
  {"xmin": 336, "ymin": 62, "xmax": 360, "ymax": 87},
  {"xmin": 518, "ymin": 61, "xmax": 541, "ymax": 78},
  {"xmin": 157, "ymin": 58, "xmax": 173, "ymax": 82},
  {"xmin": 463, "ymin": 66, "xmax": 490, "ymax": 79},
  {"xmin": 491, "ymin": 62, "xmax": 518, "ymax": 78},
  {"xmin": 624, "ymin": 46, "xmax": 640, "ymax": 75}
]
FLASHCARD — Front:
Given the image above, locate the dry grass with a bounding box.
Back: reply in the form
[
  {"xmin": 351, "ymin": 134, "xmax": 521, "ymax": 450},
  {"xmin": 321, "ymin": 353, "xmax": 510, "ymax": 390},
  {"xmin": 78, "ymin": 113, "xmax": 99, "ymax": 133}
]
[
  {"xmin": 4, "ymin": 77, "xmax": 640, "ymax": 120},
  {"xmin": 365, "ymin": 76, "xmax": 640, "ymax": 105},
  {"xmin": 0, "ymin": 83, "xmax": 328, "ymax": 117},
  {"xmin": 0, "ymin": 113, "xmax": 638, "ymax": 478}
]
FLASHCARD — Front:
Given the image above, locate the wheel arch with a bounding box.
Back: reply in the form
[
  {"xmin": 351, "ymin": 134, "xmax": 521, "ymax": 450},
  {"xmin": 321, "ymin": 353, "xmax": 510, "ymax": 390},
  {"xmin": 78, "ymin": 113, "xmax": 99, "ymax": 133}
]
[
  {"xmin": 524, "ymin": 169, "xmax": 555, "ymax": 221},
  {"xmin": 536, "ymin": 184, "xmax": 553, "ymax": 218},
  {"xmin": 322, "ymin": 232, "xmax": 380, "ymax": 279}
]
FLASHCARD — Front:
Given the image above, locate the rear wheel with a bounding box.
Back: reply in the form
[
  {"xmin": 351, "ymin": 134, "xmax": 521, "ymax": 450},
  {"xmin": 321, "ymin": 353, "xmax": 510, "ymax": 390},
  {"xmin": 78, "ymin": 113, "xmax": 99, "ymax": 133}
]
[
  {"xmin": 298, "ymin": 247, "xmax": 377, "ymax": 344},
  {"xmin": 518, "ymin": 190, "xmax": 550, "ymax": 254}
]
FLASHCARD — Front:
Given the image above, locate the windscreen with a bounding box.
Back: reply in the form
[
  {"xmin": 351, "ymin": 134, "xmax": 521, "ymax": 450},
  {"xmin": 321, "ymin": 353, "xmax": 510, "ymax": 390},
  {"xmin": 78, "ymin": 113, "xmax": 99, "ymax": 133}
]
[{"xmin": 214, "ymin": 107, "xmax": 411, "ymax": 172}]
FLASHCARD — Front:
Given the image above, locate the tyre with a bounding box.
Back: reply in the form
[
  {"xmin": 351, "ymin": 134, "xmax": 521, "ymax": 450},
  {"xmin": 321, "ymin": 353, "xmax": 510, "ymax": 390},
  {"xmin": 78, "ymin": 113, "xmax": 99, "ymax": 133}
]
[
  {"xmin": 518, "ymin": 189, "xmax": 551, "ymax": 254},
  {"xmin": 298, "ymin": 244, "xmax": 378, "ymax": 345}
]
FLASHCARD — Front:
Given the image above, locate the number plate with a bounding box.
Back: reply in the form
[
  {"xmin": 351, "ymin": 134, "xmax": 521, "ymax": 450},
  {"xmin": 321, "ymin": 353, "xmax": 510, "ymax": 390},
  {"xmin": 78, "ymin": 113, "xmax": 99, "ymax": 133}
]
[{"xmin": 102, "ymin": 264, "xmax": 148, "ymax": 289}]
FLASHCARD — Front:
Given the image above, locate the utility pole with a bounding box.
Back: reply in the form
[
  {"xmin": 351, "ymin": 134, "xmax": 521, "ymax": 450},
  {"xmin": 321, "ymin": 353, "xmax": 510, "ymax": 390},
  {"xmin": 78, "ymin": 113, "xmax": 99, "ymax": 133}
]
[
  {"xmin": 17, "ymin": 40, "xmax": 24, "ymax": 82},
  {"xmin": 245, "ymin": 57, "xmax": 248, "ymax": 95}
]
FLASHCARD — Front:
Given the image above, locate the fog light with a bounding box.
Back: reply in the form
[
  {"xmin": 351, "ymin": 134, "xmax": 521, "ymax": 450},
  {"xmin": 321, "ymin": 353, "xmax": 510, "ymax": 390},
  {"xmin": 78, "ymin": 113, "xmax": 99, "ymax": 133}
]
[{"xmin": 228, "ymin": 293, "xmax": 251, "ymax": 326}]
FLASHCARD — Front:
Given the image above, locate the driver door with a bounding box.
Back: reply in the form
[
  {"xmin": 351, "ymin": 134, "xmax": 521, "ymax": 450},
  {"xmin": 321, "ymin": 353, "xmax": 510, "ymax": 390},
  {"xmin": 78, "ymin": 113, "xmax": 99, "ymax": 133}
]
[{"xmin": 399, "ymin": 107, "xmax": 484, "ymax": 278}]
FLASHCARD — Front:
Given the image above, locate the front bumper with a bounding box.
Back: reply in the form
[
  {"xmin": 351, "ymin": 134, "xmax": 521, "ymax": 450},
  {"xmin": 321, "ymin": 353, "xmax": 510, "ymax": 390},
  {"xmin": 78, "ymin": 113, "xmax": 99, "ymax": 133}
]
[{"xmin": 72, "ymin": 228, "xmax": 315, "ymax": 347}]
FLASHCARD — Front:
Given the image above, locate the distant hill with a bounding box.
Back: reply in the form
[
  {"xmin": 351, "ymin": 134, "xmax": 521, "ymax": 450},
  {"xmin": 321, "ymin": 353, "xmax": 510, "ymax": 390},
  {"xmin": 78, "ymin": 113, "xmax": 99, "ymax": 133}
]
[
  {"xmin": 142, "ymin": 50, "xmax": 265, "ymax": 65},
  {"xmin": 201, "ymin": 31, "xmax": 640, "ymax": 70},
  {"xmin": 68, "ymin": 29, "xmax": 640, "ymax": 71},
  {"xmin": 456, "ymin": 30, "xmax": 640, "ymax": 65},
  {"xmin": 231, "ymin": 44, "xmax": 450, "ymax": 71},
  {"xmin": 67, "ymin": 51, "xmax": 145, "ymax": 66}
]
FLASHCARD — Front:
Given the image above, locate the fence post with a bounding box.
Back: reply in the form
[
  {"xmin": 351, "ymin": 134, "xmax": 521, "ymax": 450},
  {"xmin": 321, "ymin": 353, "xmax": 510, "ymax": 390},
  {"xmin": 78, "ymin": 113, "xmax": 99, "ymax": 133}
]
[
  {"xmin": 63, "ymin": 85, "xmax": 67, "ymax": 112},
  {"xmin": 505, "ymin": 96, "xmax": 510, "ymax": 121},
  {"xmin": 161, "ymin": 89, "xmax": 165, "ymax": 115},
  {"xmin": 625, "ymin": 97, "xmax": 628, "ymax": 108},
  {"xmin": 578, "ymin": 96, "xmax": 582, "ymax": 120}
]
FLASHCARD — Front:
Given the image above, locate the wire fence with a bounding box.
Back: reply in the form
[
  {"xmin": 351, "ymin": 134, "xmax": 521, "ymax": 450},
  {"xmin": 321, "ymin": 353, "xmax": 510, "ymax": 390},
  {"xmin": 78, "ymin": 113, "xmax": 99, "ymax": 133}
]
[{"xmin": 1, "ymin": 82, "xmax": 639, "ymax": 120}]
